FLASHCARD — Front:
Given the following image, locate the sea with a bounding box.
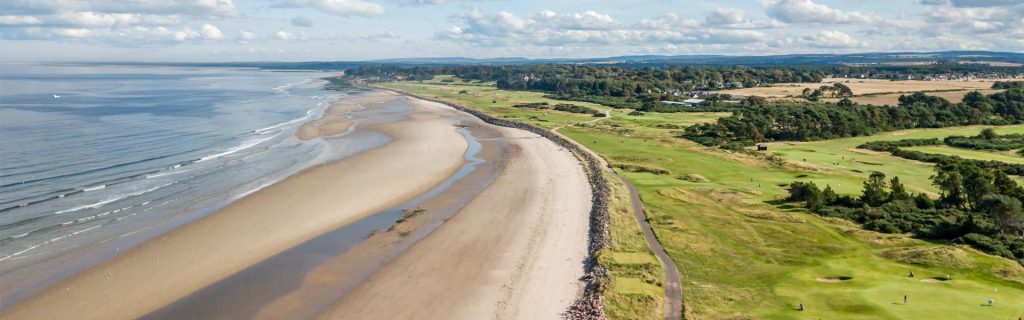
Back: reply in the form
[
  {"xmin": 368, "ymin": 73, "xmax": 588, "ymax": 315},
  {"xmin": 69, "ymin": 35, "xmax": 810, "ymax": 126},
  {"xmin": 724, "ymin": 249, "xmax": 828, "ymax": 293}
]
[{"xmin": 0, "ymin": 64, "xmax": 361, "ymax": 304}]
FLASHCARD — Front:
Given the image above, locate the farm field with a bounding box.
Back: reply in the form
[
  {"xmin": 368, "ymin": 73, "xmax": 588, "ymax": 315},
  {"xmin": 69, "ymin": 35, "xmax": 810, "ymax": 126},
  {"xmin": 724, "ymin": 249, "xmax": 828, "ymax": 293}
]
[
  {"xmin": 842, "ymin": 89, "xmax": 1004, "ymax": 106},
  {"xmin": 382, "ymin": 77, "xmax": 1024, "ymax": 320},
  {"xmin": 720, "ymin": 78, "xmax": 1013, "ymax": 106}
]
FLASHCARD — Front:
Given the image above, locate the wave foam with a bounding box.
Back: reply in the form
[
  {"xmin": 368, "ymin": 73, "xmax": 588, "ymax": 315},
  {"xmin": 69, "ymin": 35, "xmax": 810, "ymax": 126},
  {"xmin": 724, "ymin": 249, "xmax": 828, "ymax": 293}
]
[{"xmin": 197, "ymin": 135, "xmax": 278, "ymax": 163}]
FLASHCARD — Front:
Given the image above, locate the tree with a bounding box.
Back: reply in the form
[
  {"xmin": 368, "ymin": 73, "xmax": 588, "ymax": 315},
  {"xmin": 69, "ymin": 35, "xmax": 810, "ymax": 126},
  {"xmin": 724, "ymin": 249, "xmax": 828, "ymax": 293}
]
[
  {"xmin": 822, "ymin": 185, "xmax": 838, "ymax": 204},
  {"xmin": 833, "ymin": 83, "xmax": 853, "ymax": 97},
  {"xmin": 861, "ymin": 171, "xmax": 889, "ymax": 206},
  {"xmin": 994, "ymin": 171, "xmax": 1024, "ymax": 201},
  {"xmin": 933, "ymin": 163, "xmax": 967, "ymax": 209},
  {"xmin": 889, "ymin": 176, "xmax": 911, "ymax": 201},
  {"xmin": 977, "ymin": 194, "xmax": 1024, "ymax": 234},
  {"xmin": 961, "ymin": 165, "xmax": 995, "ymax": 210},
  {"xmin": 980, "ymin": 128, "xmax": 998, "ymax": 140},
  {"xmin": 742, "ymin": 96, "xmax": 767, "ymax": 106},
  {"xmin": 805, "ymin": 183, "xmax": 825, "ymax": 210}
]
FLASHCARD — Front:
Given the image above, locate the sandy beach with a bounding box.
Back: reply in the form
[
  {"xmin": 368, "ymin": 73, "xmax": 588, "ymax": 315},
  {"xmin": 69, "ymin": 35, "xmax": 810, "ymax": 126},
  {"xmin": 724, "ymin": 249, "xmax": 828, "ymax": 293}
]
[
  {"xmin": 295, "ymin": 92, "xmax": 388, "ymax": 140},
  {"xmin": 2, "ymin": 91, "xmax": 468, "ymax": 319},
  {"xmin": 318, "ymin": 100, "xmax": 592, "ymax": 320},
  {"xmin": 3, "ymin": 91, "xmax": 592, "ymax": 320}
]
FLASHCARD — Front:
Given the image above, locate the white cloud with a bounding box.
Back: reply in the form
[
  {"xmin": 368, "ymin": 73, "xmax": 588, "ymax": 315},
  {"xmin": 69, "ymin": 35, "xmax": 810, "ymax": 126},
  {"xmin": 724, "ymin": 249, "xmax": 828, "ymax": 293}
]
[
  {"xmin": 0, "ymin": 0, "xmax": 235, "ymax": 46},
  {"xmin": 803, "ymin": 30, "xmax": 866, "ymax": 48},
  {"xmin": 706, "ymin": 8, "xmax": 747, "ymax": 26},
  {"xmin": 0, "ymin": 0, "xmax": 238, "ymax": 17},
  {"xmin": 437, "ymin": 9, "xmax": 769, "ymax": 48},
  {"xmin": 200, "ymin": 23, "xmax": 222, "ymax": 40},
  {"xmin": 764, "ymin": 0, "xmax": 874, "ymax": 24},
  {"xmin": 47, "ymin": 12, "xmax": 181, "ymax": 28},
  {"xmin": 950, "ymin": 0, "xmax": 1023, "ymax": 7},
  {"xmin": 0, "ymin": 15, "xmax": 43, "ymax": 25},
  {"xmin": 291, "ymin": 15, "xmax": 313, "ymax": 27},
  {"xmin": 51, "ymin": 27, "xmax": 91, "ymax": 38},
  {"xmin": 275, "ymin": 30, "xmax": 296, "ymax": 40},
  {"xmin": 239, "ymin": 29, "xmax": 255, "ymax": 41},
  {"xmin": 272, "ymin": 0, "xmax": 385, "ymax": 17},
  {"xmin": 366, "ymin": 30, "xmax": 399, "ymax": 39}
]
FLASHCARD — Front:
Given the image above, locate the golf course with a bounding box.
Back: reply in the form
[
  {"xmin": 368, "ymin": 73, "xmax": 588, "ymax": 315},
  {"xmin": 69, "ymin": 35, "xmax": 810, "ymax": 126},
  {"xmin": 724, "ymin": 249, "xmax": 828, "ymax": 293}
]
[{"xmin": 382, "ymin": 76, "xmax": 1024, "ymax": 320}]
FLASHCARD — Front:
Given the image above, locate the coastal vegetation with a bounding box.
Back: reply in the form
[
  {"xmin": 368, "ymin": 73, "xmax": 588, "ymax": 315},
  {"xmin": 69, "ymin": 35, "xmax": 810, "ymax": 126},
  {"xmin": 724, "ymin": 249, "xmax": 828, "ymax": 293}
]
[{"xmin": 373, "ymin": 75, "xmax": 1024, "ymax": 319}]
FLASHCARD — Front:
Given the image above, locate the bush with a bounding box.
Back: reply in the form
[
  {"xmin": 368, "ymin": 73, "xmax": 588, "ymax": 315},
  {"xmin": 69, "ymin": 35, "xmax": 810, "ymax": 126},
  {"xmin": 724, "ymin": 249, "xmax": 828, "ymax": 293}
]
[
  {"xmin": 512, "ymin": 102, "xmax": 550, "ymax": 109},
  {"xmin": 956, "ymin": 233, "xmax": 1015, "ymax": 258},
  {"xmin": 611, "ymin": 163, "xmax": 671, "ymax": 175},
  {"xmin": 553, "ymin": 103, "xmax": 599, "ymax": 114}
]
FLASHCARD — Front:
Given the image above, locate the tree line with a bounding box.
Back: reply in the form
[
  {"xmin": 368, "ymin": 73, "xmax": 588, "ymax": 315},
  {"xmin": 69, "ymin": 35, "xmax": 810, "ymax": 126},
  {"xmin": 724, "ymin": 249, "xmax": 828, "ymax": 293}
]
[
  {"xmin": 683, "ymin": 87, "xmax": 1024, "ymax": 148},
  {"xmin": 788, "ymin": 164, "xmax": 1024, "ymax": 265}
]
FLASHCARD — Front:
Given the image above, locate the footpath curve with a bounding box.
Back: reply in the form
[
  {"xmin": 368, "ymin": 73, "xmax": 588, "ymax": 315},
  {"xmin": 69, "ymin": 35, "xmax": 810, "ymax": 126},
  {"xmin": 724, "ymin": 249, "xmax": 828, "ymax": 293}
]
[
  {"xmin": 611, "ymin": 171, "xmax": 684, "ymax": 320},
  {"xmin": 556, "ymin": 109, "xmax": 684, "ymax": 320}
]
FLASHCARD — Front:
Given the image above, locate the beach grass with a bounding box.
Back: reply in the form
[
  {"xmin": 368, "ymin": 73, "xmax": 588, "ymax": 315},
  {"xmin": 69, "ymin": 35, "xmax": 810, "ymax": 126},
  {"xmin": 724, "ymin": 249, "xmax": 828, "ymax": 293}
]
[{"xmin": 382, "ymin": 76, "xmax": 1024, "ymax": 319}]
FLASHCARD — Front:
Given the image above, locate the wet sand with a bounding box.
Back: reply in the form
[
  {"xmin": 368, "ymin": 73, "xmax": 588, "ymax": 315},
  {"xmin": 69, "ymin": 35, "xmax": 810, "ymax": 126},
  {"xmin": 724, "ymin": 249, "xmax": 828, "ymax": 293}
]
[{"xmin": 2, "ymin": 91, "xmax": 468, "ymax": 320}]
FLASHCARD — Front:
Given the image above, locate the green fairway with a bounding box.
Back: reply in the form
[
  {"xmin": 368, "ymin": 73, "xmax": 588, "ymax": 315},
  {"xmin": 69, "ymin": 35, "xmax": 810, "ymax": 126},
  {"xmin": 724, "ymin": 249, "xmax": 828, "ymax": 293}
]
[
  {"xmin": 903, "ymin": 145, "xmax": 1024, "ymax": 164},
  {"xmin": 763, "ymin": 125, "xmax": 1024, "ymax": 195},
  {"xmin": 386, "ymin": 79, "xmax": 610, "ymax": 129},
  {"xmin": 382, "ymin": 77, "xmax": 1024, "ymax": 320}
]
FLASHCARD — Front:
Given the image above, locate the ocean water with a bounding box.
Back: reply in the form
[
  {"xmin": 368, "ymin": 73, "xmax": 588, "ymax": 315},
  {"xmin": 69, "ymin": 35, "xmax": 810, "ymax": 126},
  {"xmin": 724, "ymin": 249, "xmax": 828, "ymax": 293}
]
[{"xmin": 0, "ymin": 64, "xmax": 359, "ymax": 301}]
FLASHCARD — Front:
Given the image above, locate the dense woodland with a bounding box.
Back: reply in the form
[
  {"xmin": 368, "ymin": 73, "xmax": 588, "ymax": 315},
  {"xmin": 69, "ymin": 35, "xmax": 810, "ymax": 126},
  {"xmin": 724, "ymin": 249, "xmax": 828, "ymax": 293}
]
[
  {"xmin": 788, "ymin": 163, "xmax": 1024, "ymax": 265},
  {"xmin": 684, "ymin": 84, "xmax": 1024, "ymax": 148}
]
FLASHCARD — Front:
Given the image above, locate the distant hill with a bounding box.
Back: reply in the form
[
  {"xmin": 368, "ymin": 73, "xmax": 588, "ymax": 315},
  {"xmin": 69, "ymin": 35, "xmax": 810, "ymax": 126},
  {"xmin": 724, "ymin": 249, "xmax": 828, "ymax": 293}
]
[{"xmin": 79, "ymin": 51, "xmax": 1024, "ymax": 70}]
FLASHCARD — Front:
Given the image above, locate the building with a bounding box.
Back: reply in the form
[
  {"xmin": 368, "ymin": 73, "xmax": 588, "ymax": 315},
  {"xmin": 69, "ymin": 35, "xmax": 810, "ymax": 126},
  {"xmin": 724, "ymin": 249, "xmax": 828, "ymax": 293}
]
[{"xmin": 661, "ymin": 98, "xmax": 706, "ymax": 107}]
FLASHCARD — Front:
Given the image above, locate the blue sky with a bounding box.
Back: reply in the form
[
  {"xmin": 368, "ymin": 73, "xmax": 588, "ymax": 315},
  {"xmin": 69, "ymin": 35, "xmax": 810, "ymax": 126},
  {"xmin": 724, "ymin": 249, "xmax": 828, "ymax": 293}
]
[{"xmin": 1, "ymin": 0, "xmax": 1022, "ymax": 62}]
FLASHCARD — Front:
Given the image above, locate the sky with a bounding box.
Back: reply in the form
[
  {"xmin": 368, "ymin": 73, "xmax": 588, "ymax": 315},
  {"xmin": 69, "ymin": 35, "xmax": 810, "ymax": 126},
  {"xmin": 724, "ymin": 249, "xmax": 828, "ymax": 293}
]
[{"xmin": 1, "ymin": 0, "xmax": 1022, "ymax": 62}]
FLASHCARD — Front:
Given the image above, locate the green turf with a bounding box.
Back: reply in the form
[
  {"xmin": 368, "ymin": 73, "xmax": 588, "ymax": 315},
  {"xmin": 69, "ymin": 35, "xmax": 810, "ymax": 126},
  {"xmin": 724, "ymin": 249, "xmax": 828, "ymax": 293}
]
[
  {"xmin": 763, "ymin": 125, "xmax": 1024, "ymax": 196},
  {"xmin": 382, "ymin": 77, "xmax": 1024, "ymax": 320},
  {"xmin": 903, "ymin": 145, "xmax": 1024, "ymax": 164}
]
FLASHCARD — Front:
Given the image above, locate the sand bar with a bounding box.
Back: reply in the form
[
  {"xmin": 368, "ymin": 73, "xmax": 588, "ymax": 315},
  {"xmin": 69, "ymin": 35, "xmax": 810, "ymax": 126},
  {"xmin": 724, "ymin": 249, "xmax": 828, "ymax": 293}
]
[{"xmin": 2, "ymin": 92, "xmax": 468, "ymax": 320}]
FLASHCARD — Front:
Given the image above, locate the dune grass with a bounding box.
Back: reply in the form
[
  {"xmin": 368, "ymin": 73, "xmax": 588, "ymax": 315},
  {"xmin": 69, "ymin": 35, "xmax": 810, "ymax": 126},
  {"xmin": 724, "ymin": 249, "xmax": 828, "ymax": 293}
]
[{"xmin": 382, "ymin": 77, "xmax": 1024, "ymax": 320}]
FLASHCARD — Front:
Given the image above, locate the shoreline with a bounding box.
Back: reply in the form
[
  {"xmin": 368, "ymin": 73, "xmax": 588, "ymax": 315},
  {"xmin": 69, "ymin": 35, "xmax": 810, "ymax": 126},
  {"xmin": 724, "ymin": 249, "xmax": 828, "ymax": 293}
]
[
  {"xmin": 317, "ymin": 97, "xmax": 594, "ymax": 319},
  {"xmin": 3, "ymin": 89, "xmax": 602, "ymax": 320},
  {"xmin": 2, "ymin": 91, "xmax": 469, "ymax": 320},
  {"xmin": 374, "ymin": 87, "xmax": 613, "ymax": 319}
]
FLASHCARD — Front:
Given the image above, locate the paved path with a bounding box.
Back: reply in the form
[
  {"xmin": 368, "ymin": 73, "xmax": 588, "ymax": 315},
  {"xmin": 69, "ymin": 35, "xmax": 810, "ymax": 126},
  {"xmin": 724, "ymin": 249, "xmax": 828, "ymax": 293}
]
[{"xmin": 612, "ymin": 171, "xmax": 684, "ymax": 320}]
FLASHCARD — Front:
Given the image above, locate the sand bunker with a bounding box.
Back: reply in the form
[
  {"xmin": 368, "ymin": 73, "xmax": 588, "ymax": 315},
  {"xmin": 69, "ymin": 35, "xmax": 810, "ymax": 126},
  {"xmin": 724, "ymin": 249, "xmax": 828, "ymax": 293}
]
[
  {"xmin": 921, "ymin": 277, "xmax": 951, "ymax": 283},
  {"xmin": 816, "ymin": 276, "xmax": 853, "ymax": 283}
]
